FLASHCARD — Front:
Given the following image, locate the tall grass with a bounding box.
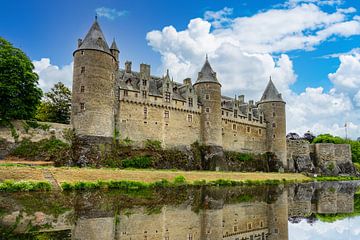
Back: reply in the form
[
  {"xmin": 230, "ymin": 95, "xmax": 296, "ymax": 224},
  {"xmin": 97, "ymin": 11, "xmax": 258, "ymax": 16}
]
[{"xmin": 0, "ymin": 180, "xmax": 51, "ymax": 192}]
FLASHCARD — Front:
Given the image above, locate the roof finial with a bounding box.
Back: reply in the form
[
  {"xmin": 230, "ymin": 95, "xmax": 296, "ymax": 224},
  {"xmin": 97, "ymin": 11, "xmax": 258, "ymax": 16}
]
[
  {"xmin": 95, "ymin": 14, "xmax": 98, "ymax": 21},
  {"xmin": 206, "ymin": 53, "xmax": 208, "ymax": 61},
  {"xmin": 269, "ymin": 75, "xmax": 272, "ymax": 81},
  {"xmin": 166, "ymin": 69, "xmax": 169, "ymax": 76}
]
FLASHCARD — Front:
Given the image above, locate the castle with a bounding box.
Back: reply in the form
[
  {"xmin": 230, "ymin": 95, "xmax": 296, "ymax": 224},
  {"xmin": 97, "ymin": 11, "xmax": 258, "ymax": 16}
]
[{"xmin": 71, "ymin": 19, "xmax": 287, "ymax": 167}]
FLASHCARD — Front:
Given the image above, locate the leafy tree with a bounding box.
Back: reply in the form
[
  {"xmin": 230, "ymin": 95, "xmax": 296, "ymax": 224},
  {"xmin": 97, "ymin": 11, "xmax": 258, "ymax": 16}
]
[
  {"xmin": 0, "ymin": 37, "xmax": 42, "ymax": 124},
  {"xmin": 36, "ymin": 82, "xmax": 71, "ymax": 124},
  {"xmin": 303, "ymin": 131, "xmax": 316, "ymax": 143},
  {"xmin": 286, "ymin": 132, "xmax": 300, "ymax": 140}
]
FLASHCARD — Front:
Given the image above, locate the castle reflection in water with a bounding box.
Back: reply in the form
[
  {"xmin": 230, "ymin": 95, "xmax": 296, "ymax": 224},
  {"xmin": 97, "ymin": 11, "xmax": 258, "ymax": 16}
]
[{"xmin": 0, "ymin": 182, "xmax": 358, "ymax": 240}]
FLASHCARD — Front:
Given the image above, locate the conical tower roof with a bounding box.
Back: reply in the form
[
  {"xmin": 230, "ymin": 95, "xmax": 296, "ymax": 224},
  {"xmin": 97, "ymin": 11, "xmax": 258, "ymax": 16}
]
[
  {"xmin": 260, "ymin": 77, "xmax": 284, "ymax": 102},
  {"xmin": 110, "ymin": 38, "xmax": 119, "ymax": 51},
  {"xmin": 77, "ymin": 18, "xmax": 111, "ymax": 54},
  {"xmin": 195, "ymin": 56, "xmax": 220, "ymax": 86}
]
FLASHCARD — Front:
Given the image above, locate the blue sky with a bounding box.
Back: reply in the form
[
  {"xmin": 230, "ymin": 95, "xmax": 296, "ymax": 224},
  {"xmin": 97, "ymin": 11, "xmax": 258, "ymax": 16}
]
[{"xmin": 1, "ymin": 0, "xmax": 360, "ymax": 138}]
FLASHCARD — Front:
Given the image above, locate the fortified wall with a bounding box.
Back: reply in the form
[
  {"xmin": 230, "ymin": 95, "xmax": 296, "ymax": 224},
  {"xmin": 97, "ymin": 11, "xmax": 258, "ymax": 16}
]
[{"xmin": 287, "ymin": 139, "xmax": 356, "ymax": 175}]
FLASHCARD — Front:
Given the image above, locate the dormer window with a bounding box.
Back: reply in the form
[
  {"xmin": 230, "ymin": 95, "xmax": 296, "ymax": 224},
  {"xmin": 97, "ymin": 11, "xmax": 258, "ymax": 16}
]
[
  {"xmin": 248, "ymin": 113, "xmax": 252, "ymax": 121},
  {"xmin": 142, "ymin": 90, "xmax": 147, "ymax": 98},
  {"xmin": 234, "ymin": 110, "xmax": 237, "ymax": 118},
  {"xmin": 166, "ymin": 83, "xmax": 169, "ymax": 88},
  {"xmin": 189, "ymin": 88, "xmax": 192, "ymax": 93},
  {"xmin": 142, "ymin": 80, "xmax": 147, "ymax": 86}
]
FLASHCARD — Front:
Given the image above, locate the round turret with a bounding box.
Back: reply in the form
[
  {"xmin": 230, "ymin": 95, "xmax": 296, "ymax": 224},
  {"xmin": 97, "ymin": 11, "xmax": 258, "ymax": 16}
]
[
  {"xmin": 194, "ymin": 57, "xmax": 222, "ymax": 146},
  {"xmin": 71, "ymin": 19, "xmax": 118, "ymax": 138},
  {"xmin": 257, "ymin": 78, "xmax": 287, "ymax": 168}
]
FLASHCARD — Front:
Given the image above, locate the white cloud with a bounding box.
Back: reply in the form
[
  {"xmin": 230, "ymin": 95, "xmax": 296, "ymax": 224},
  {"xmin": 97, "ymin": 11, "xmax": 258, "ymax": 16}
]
[
  {"xmin": 32, "ymin": 58, "xmax": 73, "ymax": 93},
  {"xmin": 328, "ymin": 52, "xmax": 360, "ymax": 93},
  {"xmin": 146, "ymin": 4, "xmax": 360, "ymax": 139},
  {"xmin": 204, "ymin": 7, "xmax": 233, "ymax": 28},
  {"xmin": 284, "ymin": 0, "xmax": 344, "ymax": 8},
  {"xmin": 95, "ymin": 7, "xmax": 128, "ymax": 20}
]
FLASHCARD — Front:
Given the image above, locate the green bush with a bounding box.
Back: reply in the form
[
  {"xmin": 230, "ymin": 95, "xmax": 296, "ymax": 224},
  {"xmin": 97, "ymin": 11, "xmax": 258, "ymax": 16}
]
[
  {"xmin": 122, "ymin": 156, "xmax": 153, "ymax": 168},
  {"xmin": 11, "ymin": 137, "xmax": 69, "ymax": 161},
  {"xmin": 144, "ymin": 139, "xmax": 162, "ymax": 150},
  {"xmin": 173, "ymin": 175, "xmax": 186, "ymax": 185},
  {"xmin": 25, "ymin": 120, "xmax": 51, "ymax": 131},
  {"xmin": 0, "ymin": 180, "xmax": 51, "ymax": 192}
]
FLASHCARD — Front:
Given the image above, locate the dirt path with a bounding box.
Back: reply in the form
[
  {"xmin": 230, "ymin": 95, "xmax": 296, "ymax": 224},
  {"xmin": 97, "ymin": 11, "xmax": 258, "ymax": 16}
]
[{"xmin": 42, "ymin": 169, "xmax": 61, "ymax": 191}]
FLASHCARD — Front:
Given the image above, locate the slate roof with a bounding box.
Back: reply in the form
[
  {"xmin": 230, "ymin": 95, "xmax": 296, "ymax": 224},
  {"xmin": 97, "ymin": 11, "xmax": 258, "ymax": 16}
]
[
  {"xmin": 195, "ymin": 57, "xmax": 220, "ymax": 85},
  {"xmin": 260, "ymin": 78, "xmax": 284, "ymax": 102},
  {"xmin": 110, "ymin": 39, "xmax": 119, "ymax": 51},
  {"xmin": 77, "ymin": 19, "xmax": 111, "ymax": 54}
]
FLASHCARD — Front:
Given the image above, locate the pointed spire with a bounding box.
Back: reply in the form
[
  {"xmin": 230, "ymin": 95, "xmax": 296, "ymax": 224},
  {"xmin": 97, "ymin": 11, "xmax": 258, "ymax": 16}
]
[
  {"xmin": 260, "ymin": 77, "xmax": 284, "ymax": 102},
  {"xmin": 195, "ymin": 55, "xmax": 220, "ymax": 86},
  {"xmin": 110, "ymin": 38, "xmax": 119, "ymax": 51},
  {"xmin": 76, "ymin": 19, "xmax": 111, "ymax": 54}
]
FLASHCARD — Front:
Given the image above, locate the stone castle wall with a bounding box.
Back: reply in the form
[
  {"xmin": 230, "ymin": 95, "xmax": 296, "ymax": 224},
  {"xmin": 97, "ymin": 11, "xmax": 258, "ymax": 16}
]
[{"xmin": 287, "ymin": 140, "xmax": 355, "ymax": 175}]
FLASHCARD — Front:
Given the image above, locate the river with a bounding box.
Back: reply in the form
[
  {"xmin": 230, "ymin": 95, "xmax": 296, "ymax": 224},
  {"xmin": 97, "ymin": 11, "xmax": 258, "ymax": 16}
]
[{"xmin": 1, "ymin": 181, "xmax": 360, "ymax": 239}]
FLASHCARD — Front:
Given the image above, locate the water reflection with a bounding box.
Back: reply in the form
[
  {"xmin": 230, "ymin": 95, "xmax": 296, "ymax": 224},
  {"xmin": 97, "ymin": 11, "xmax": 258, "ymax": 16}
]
[{"xmin": 1, "ymin": 181, "xmax": 360, "ymax": 240}]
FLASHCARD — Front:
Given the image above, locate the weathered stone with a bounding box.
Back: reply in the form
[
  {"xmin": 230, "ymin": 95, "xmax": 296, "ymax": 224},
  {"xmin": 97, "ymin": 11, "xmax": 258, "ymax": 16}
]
[{"xmin": 293, "ymin": 156, "xmax": 315, "ymax": 173}]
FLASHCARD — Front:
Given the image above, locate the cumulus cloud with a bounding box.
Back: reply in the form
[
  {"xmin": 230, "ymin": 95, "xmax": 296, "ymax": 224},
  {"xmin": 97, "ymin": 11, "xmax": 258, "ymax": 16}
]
[
  {"xmin": 32, "ymin": 58, "xmax": 73, "ymax": 93},
  {"xmin": 146, "ymin": 4, "xmax": 360, "ymax": 138},
  {"xmin": 95, "ymin": 7, "xmax": 128, "ymax": 20}
]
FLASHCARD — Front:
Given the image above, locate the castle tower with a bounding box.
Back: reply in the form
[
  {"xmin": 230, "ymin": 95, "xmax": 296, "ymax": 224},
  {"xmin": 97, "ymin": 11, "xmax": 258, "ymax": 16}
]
[
  {"xmin": 71, "ymin": 18, "xmax": 118, "ymax": 138},
  {"xmin": 110, "ymin": 38, "xmax": 119, "ymax": 69},
  {"xmin": 257, "ymin": 78, "xmax": 287, "ymax": 168},
  {"xmin": 194, "ymin": 56, "xmax": 222, "ymax": 147}
]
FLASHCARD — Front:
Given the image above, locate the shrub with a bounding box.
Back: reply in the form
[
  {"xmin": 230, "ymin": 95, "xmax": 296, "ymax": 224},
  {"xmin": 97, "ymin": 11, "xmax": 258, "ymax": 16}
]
[
  {"xmin": 25, "ymin": 120, "xmax": 51, "ymax": 131},
  {"xmin": 11, "ymin": 137, "xmax": 70, "ymax": 161},
  {"xmin": 122, "ymin": 156, "xmax": 153, "ymax": 168},
  {"xmin": 173, "ymin": 175, "xmax": 186, "ymax": 185},
  {"xmin": 0, "ymin": 180, "xmax": 51, "ymax": 192},
  {"xmin": 144, "ymin": 139, "xmax": 162, "ymax": 150}
]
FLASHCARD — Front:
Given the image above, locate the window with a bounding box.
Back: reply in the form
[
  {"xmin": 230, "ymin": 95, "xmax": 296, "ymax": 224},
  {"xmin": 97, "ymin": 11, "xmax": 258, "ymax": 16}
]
[
  {"xmin": 247, "ymin": 126, "xmax": 251, "ymax": 133},
  {"xmin": 189, "ymin": 88, "xmax": 192, "ymax": 93},
  {"xmin": 222, "ymin": 111, "xmax": 224, "ymax": 115},
  {"xmin": 188, "ymin": 234, "xmax": 193, "ymax": 240},
  {"xmin": 142, "ymin": 90, "xmax": 147, "ymax": 98},
  {"xmin": 81, "ymin": 50, "xmax": 84, "ymax": 55},
  {"xmin": 233, "ymin": 226, "xmax": 238, "ymax": 232},
  {"xmin": 234, "ymin": 110, "xmax": 237, "ymax": 118},
  {"xmin": 81, "ymin": 66, "xmax": 85, "ymax": 74},
  {"xmin": 205, "ymin": 94, "xmax": 210, "ymax": 100},
  {"xmin": 247, "ymin": 223, "xmax": 252, "ymax": 230},
  {"xmin": 260, "ymin": 221, "xmax": 264, "ymax": 228},
  {"xmin": 155, "ymin": 97, "xmax": 157, "ymax": 101},
  {"xmin": 248, "ymin": 113, "xmax": 252, "ymax": 121},
  {"xmin": 80, "ymin": 86, "xmax": 85, "ymax": 93},
  {"xmin": 233, "ymin": 124, "xmax": 236, "ymax": 130},
  {"xmin": 164, "ymin": 110, "xmax": 169, "ymax": 119},
  {"xmin": 188, "ymin": 98, "xmax": 193, "ymax": 107},
  {"xmin": 142, "ymin": 79, "xmax": 147, "ymax": 86},
  {"xmin": 124, "ymin": 90, "xmax": 128, "ymax": 97},
  {"xmin": 80, "ymin": 103, "xmax": 85, "ymax": 111},
  {"xmin": 135, "ymin": 93, "xmax": 138, "ymax": 98},
  {"xmin": 226, "ymin": 112, "xmax": 229, "ymax": 117},
  {"xmin": 260, "ymin": 116, "xmax": 263, "ymax": 124},
  {"xmin": 205, "ymin": 107, "xmax": 210, "ymax": 113},
  {"xmin": 165, "ymin": 92, "xmax": 171, "ymax": 102},
  {"xmin": 144, "ymin": 107, "xmax": 148, "ymax": 119},
  {"xmin": 187, "ymin": 114, "xmax": 193, "ymax": 123},
  {"xmin": 272, "ymin": 123, "xmax": 276, "ymax": 128},
  {"xmin": 273, "ymin": 134, "xmax": 276, "ymax": 139},
  {"xmin": 259, "ymin": 129, "xmax": 262, "ymax": 135}
]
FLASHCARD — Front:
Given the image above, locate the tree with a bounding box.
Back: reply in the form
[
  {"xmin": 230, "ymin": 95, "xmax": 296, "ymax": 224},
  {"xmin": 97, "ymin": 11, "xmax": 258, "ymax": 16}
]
[
  {"xmin": 0, "ymin": 37, "xmax": 42, "ymax": 124},
  {"xmin": 36, "ymin": 82, "xmax": 71, "ymax": 124},
  {"xmin": 303, "ymin": 131, "xmax": 316, "ymax": 143},
  {"xmin": 286, "ymin": 132, "xmax": 300, "ymax": 140}
]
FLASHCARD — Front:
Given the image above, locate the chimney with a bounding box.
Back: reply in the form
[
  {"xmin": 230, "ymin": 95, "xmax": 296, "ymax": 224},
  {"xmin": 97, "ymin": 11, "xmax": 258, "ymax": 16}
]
[
  {"xmin": 78, "ymin": 38, "xmax": 82, "ymax": 48},
  {"xmin": 239, "ymin": 95, "xmax": 245, "ymax": 103},
  {"xmin": 249, "ymin": 100, "xmax": 254, "ymax": 106},
  {"xmin": 140, "ymin": 63, "xmax": 150, "ymax": 79},
  {"xmin": 125, "ymin": 61, "xmax": 132, "ymax": 73},
  {"xmin": 183, "ymin": 78, "xmax": 192, "ymax": 85}
]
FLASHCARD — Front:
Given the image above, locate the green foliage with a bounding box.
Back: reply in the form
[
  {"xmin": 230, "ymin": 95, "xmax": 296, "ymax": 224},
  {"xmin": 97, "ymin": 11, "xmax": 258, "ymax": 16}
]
[
  {"xmin": 313, "ymin": 134, "xmax": 360, "ymax": 163},
  {"xmin": 144, "ymin": 139, "xmax": 162, "ymax": 150},
  {"xmin": 11, "ymin": 137, "xmax": 69, "ymax": 161},
  {"xmin": 122, "ymin": 156, "xmax": 153, "ymax": 169},
  {"xmin": 35, "ymin": 82, "xmax": 71, "ymax": 124},
  {"xmin": 173, "ymin": 175, "xmax": 186, "ymax": 185},
  {"xmin": 327, "ymin": 162, "xmax": 335, "ymax": 172},
  {"xmin": 0, "ymin": 180, "xmax": 51, "ymax": 192},
  {"xmin": 24, "ymin": 120, "xmax": 51, "ymax": 131},
  {"xmin": 9, "ymin": 124, "xmax": 19, "ymax": 142},
  {"xmin": 0, "ymin": 37, "xmax": 43, "ymax": 122}
]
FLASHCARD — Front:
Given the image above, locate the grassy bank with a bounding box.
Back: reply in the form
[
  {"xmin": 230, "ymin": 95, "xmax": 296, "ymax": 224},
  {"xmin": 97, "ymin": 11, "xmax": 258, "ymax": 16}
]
[{"xmin": 0, "ymin": 165, "xmax": 311, "ymax": 191}]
